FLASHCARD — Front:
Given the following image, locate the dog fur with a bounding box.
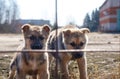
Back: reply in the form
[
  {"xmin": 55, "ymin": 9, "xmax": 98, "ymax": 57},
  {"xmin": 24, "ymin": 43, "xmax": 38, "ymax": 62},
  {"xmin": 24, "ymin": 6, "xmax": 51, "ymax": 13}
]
[
  {"xmin": 46, "ymin": 25, "xmax": 90, "ymax": 79},
  {"xmin": 8, "ymin": 24, "xmax": 51, "ymax": 79}
]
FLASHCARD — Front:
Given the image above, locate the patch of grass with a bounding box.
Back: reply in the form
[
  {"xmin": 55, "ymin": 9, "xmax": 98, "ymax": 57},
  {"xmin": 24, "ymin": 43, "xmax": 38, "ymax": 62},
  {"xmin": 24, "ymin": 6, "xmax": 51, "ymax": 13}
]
[
  {"xmin": 49, "ymin": 52, "xmax": 120, "ymax": 79},
  {"xmin": 0, "ymin": 56, "xmax": 12, "ymax": 78},
  {"xmin": 0, "ymin": 52, "xmax": 120, "ymax": 79}
]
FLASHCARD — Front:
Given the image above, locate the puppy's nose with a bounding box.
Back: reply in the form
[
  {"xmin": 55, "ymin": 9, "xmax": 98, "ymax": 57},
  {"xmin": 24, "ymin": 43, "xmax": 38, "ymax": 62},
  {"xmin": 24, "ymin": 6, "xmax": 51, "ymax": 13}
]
[
  {"xmin": 32, "ymin": 44, "xmax": 43, "ymax": 49},
  {"xmin": 35, "ymin": 44, "xmax": 42, "ymax": 49},
  {"xmin": 75, "ymin": 46, "xmax": 80, "ymax": 49},
  {"xmin": 71, "ymin": 52, "xmax": 83, "ymax": 60}
]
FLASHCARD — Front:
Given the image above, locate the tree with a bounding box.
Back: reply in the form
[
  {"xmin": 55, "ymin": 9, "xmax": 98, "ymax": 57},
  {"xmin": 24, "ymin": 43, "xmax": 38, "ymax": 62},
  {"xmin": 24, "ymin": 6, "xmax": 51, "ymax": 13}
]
[
  {"xmin": 94, "ymin": 9, "xmax": 99, "ymax": 30},
  {"xmin": 91, "ymin": 10, "xmax": 96, "ymax": 31},
  {"xmin": 0, "ymin": 0, "xmax": 19, "ymax": 24},
  {"xmin": 83, "ymin": 13, "xmax": 91, "ymax": 28},
  {"xmin": 5, "ymin": 0, "xmax": 19, "ymax": 24},
  {"xmin": 83, "ymin": 9, "xmax": 99, "ymax": 32},
  {"xmin": 91, "ymin": 9, "xmax": 99, "ymax": 31},
  {"xmin": 0, "ymin": 0, "xmax": 19, "ymax": 33},
  {"xmin": 0, "ymin": 0, "xmax": 6, "ymax": 24},
  {"xmin": 11, "ymin": 0, "xmax": 19, "ymax": 21}
]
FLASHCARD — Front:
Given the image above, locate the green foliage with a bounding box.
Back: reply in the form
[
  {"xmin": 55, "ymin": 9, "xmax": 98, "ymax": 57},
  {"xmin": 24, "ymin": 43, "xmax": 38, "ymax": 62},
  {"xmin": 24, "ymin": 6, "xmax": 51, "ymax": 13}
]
[
  {"xmin": 83, "ymin": 9, "xmax": 99, "ymax": 32},
  {"xmin": 83, "ymin": 13, "xmax": 91, "ymax": 28}
]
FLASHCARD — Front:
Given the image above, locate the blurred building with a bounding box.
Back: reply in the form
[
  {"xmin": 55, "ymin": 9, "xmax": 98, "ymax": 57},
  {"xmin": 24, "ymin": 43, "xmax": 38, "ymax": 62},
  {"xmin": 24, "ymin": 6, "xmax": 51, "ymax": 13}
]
[
  {"xmin": 18, "ymin": 19, "xmax": 51, "ymax": 26},
  {"xmin": 14, "ymin": 19, "xmax": 51, "ymax": 33},
  {"xmin": 99, "ymin": 0, "xmax": 120, "ymax": 32}
]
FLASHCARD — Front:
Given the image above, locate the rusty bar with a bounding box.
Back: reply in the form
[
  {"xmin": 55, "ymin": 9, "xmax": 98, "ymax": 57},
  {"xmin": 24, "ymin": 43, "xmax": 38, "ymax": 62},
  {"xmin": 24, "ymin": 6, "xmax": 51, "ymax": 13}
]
[
  {"xmin": 88, "ymin": 42, "xmax": 120, "ymax": 45},
  {"xmin": 0, "ymin": 49, "xmax": 120, "ymax": 53}
]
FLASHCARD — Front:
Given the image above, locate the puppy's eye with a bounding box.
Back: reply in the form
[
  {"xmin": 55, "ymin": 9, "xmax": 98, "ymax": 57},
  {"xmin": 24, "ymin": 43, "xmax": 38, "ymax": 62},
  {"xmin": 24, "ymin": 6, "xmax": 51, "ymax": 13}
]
[
  {"xmin": 29, "ymin": 35, "xmax": 36, "ymax": 40},
  {"xmin": 79, "ymin": 42, "xmax": 84, "ymax": 46},
  {"xmin": 70, "ymin": 42, "xmax": 76, "ymax": 47},
  {"xmin": 39, "ymin": 36, "xmax": 44, "ymax": 40}
]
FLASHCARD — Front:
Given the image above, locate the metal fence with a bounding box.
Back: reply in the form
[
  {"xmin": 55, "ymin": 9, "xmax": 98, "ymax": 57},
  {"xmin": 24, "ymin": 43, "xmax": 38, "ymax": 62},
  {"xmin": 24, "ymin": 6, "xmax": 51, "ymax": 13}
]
[
  {"xmin": 0, "ymin": 49, "xmax": 120, "ymax": 53},
  {"xmin": 0, "ymin": 42, "xmax": 119, "ymax": 53},
  {"xmin": 0, "ymin": 42, "xmax": 120, "ymax": 77},
  {"xmin": 0, "ymin": 41, "xmax": 120, "ymax": 79}
]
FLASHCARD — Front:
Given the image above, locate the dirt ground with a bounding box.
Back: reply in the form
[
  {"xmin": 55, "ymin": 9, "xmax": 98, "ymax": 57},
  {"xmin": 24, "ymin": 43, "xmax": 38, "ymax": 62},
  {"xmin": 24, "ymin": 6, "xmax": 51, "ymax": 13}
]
[{"xmin": 0, "ymin": 33, "xmax": 120, "ymax": 79}]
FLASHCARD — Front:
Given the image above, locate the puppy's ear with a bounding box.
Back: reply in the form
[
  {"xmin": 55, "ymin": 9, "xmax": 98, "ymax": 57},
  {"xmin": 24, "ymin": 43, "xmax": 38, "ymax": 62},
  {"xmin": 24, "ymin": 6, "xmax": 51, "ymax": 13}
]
[
  {"xmin": 63, "ymin": 30, "xmax": 71, "ymax": 37},
  {"xmin": 21, "ymin": 24, "xmax": 31, "ymax": 33},
  {"xmin": 42, "ymin": 24, "xmax": 51, "ymax": 33},
  {"xmin": 80, "ymin": 28, "xmax": 90, "ymax": 34}
]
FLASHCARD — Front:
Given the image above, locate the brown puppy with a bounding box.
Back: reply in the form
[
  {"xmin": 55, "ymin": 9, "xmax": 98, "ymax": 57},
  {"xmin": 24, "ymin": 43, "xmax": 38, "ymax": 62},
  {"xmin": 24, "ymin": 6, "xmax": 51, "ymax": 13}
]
[
  {"xmin": 8, "ymin": 24, "xmax": 51, "ymax": 79},
  {"xmin": 46, "ymin": 25, "xmax": 90, "ymax": 79}
]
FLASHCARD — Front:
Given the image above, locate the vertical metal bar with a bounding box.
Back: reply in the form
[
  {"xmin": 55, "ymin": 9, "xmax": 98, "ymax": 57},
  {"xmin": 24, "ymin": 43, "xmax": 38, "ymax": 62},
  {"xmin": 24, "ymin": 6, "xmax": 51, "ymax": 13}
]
[
  {"xmin": 55, "ymin": 0, "xmax": 58, "ymax": 29},
  {"xmin": 55, "ymin": 0, "xmax": 59, "ymax": 79}
]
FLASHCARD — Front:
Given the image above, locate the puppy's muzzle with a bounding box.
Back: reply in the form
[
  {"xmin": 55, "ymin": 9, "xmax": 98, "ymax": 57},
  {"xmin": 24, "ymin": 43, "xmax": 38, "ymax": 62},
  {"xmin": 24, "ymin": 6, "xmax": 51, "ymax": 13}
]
[
  {"xmin": 31, "ymin": 44, "xmax": 43, "ymax": 49},
  {"xmin": 71, "ymin": 52, "xmax": 83, "ymax": 60},
  {"xmin": 31, "ymin": 40, "xmax": 43, "ymax": 49}
]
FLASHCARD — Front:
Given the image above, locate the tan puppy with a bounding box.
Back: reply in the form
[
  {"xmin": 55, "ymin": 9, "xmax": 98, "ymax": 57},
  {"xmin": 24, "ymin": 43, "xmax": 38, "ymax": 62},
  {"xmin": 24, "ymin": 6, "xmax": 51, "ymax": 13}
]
[
  {"xmin": 46, "ymin": 25, "xmax": 90, "ymax": 79},
  {"xmin": 8, "ymin": 24, "xmax": 51, "ymax": 79}
]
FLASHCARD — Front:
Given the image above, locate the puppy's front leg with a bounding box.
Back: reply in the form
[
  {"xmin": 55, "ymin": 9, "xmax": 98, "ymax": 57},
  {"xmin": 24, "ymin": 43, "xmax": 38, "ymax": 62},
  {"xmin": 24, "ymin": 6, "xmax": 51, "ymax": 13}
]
[
  {"xmin": 38, "ymin": 70, "xmax": 49, "ymax": 79},
  {"xmin": 77, "ymin": 56, "xmax": 88, "ymax": 79},
  {"xmin": 31, "ymin": 75, "xmax": 37, "ymax": 79},
  {"xmin": 16, "ymin": 72, "xmax": 26, "ymax": 79},
  {"xmin": 8, "ymin": 70, "xmax": 15, "ymax": 79},
  {"xmin": 60, "ymin": 60, "xmax": 70, "ymax": 79},
  {"xmin": 8, "ymin": 56, "xmax": 17, "ymax": 79}
]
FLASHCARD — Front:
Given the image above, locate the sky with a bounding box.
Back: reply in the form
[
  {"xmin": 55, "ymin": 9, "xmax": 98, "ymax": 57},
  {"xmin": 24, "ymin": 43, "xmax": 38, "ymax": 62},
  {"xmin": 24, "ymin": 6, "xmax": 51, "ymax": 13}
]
[{"xmin": 17, "ymin": 0, "xmax": 106, "ymax": 26}]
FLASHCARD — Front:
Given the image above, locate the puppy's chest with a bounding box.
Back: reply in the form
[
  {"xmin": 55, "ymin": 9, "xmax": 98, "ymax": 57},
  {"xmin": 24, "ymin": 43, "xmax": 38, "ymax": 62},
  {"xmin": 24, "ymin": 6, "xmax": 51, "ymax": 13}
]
[
  {"xmin": 27, "ymin": 69, "xmax": 38, "ymax": 75},
  {"xmin": 22, "ymin": 53, "xmax": 46, "ymax": 66}
]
